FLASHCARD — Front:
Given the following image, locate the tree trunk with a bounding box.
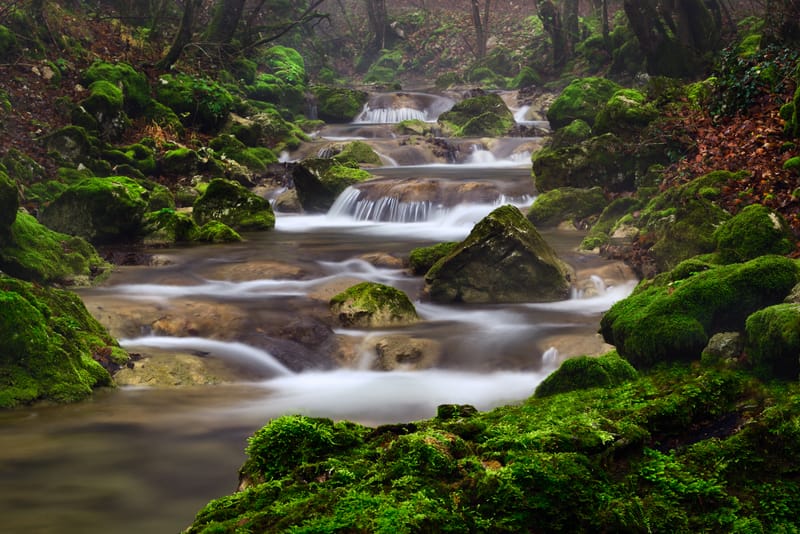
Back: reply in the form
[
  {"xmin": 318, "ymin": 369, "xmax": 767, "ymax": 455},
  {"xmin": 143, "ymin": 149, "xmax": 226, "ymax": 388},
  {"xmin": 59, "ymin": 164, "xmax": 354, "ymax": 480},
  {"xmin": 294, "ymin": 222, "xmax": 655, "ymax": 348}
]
[
  {"xmin": 204, "ymin": 0, "xmax": 246, "ymax": 44},
  {"xmin": 536, "ymin": 0, "xmax": 566, "ymax": 69},
  {"xmin": 471, "ymin": 0, "xmax": 489, "ymax": 58},
  {"xmin": 156, "ymin": 0, "xmax": 201, "ymax": 70},
  {"xmin": 366, "ymin": 0, "xmax": 388, "ymax": 51}
]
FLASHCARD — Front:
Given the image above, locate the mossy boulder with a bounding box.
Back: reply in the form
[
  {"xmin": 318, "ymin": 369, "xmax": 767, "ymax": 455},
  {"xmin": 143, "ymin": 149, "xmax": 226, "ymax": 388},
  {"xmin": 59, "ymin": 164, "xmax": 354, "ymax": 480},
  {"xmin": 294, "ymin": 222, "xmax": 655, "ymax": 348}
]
[
  {"xmin": 192, "ymin": 178, "xmax": 275, "ymax": 232},
  {"xmin": 0, "ymin": 25, "xmax": 18, "ymax": 61},
  {"xmin": 155, "ymin": 73, "xmax": 233, "ymax": 132},
  {"xmin": 745, "ymin": 303, "xmax": 800, "ymax": 379},
  {"xmin": 160, "ymin": 147, "xmax": 200, "ymax": 176},
  {"xmin": 248, "ymin": 110, "xmax": 307, "ymax": 152},
  {"xmin": 291, "ymin": 159, "xmax": 372, "ymax": 213},
  {"xmin": 636, "ymin": 170, "xmax": 739, "ymax": 272},
  {"xmin": 0, "ymin": 212, "xmax": 109, "ymax": 285},
  {"xmin": 713, "ymin": 204, "xmax": 794, "ymax": 264},
  {"xmin": 2, "ymin": 148, "xmax": 46, "ymax": 186},
  {"xmin": 103, "ymin": 142, "xmax": 157, "ymax": 177},
  {"xmin": 547, "ymin": 77, "xmax": 622, "ymax": 130},
  {"xmin": 82, "ymin": 60, "xmax": 151, "ymax": 114},
  {"xmin": 311, "ymin": 85, "xmax": 368, "ymax": 122},
  {"xmin": 408, "ymin": 242, "xmax": 459, "ymax": 275},
  {"xmin": 332, "ymin": 141, "xmax": 382, "ymax": 166},
  {"xmin": 425, "ymin": 205, "xmax": 573, "ymax": 303},
  {"xmin": 0, "ymin": 276, "xmax": 126, "ymax": 407},
  {"xmin": 549, "ymin": 119, "xmax": 592, "ymax": 149},
  {"xmin": 247, "ymin": 46, "xmax": 307, "ymax": 112},
  {"xmin": 330, "ymin": 281, "xmax": 419, "ymax": 328},
  {"xmin": 209, "ymin": 134, "xmax": 277, "ymax": 174},
  {"xmin": 44, "ymin": 125, "xmax": 92, "ymax": 165},
  {"xmin": 438, "ymin": 93, "xmax": 515, "ymax": 137},
  {"xmin": 0, "ymin": 170, "xmax": 18, "ymax": 233},
  {"xmin": 527, "ymin": 186, "xmax": 607, "ymax": 228},
  {"xmin": 196, "ymin": 220, "xmax": 242, "ymax": 243},
  {"xmin": 535, "ymin": 351, "xmax": 638, "ymax": 398},
  {"xmin": 39, "ymin": 176, "xmax": 150, "ymax": 243},
  {"xmin": 580, "ymin": 196, "xmax": 642, "ymax": 250},
  {"xmin": 532, "ymin": 133, "xmax": 633, "ymax": 192},
  {"xmin": 76, "ymin": 80, "xmax": 130, "ymax": 141},
  {"xmin": 594, "ymin": 89, "xmax": 658, "ymax": 136},
  {"xmin": 600, "ymin": 255, "xmax": 800, "ymax": 369},
  {"xmin": 144, "ymin": 208, "xmax": 199, "ymax": 244}
]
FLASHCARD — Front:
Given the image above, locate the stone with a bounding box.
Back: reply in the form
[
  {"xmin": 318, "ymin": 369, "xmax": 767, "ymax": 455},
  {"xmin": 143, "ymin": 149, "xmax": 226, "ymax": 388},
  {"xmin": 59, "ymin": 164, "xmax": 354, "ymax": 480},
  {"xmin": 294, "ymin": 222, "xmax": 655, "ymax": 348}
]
[{"xmin": 330, "ymin": 282, "xmax": 419, "ymax": 328}]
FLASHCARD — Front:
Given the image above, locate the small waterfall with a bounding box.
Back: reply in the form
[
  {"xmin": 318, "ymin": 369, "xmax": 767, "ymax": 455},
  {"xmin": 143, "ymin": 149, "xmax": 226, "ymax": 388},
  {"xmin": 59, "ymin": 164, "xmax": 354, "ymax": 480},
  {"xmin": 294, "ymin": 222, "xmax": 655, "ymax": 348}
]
[
  {"xmin": 466, "ymin": 144, "xmax": 497, "ymax": 165},
  {"xmin": 542, "ymin": 346, "xmax": 559, "ymax": 365},
  {"xmin": 356, "ymin": 106, "xmax": 430, "ymax": 124},
  {"xmin": 328, "ymin": 186, "xmax": 443, "ymax": 222},
  {"xmin": 354, "ymin": 92, "xmax": 455, "ymax": 124},
  {"xmin": 120, "ymin": 336, "xmax": 293, "ymax": 376}
]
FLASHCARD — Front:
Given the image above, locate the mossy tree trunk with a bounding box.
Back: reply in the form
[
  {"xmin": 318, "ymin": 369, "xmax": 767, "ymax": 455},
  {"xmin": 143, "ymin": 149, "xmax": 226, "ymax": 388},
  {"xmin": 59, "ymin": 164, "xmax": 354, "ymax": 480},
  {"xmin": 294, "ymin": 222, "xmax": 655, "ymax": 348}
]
[
  {"xmin": 536, "ymin": 0, "xmax": 579, "ymax": 69},
  {"xmin": 156, "ymin": 0, "xmax": 201, "ymax": 70},
  {"xmin": 470, "ymin": 0, "xmax": 491, "ymax": 59},
  {"xmin": 622, "ymin": 0, "xmax": 723, "ymax": 77},
  {"xmin": 204, "ymin": 0, "xmax": 246, "ymax": 45}
]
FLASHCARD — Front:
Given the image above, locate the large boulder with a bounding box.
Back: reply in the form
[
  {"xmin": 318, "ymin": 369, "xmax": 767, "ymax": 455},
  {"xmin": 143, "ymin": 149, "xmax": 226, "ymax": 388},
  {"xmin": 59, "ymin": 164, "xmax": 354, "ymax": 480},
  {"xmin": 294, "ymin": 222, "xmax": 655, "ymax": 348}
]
[
  {"xmin": 546, "ymin": 77, "xmax": 621, "ymax": 130},
  {"xmin": 311, "ymin": 85, "xmax": 369, "ymax": 122},
  {"xmin": 291, "ymin": 159, "xmax": 372, "ymax": 213},
  {"xmin": 594, "ymin": 89, "xmax": 658, "ymax": 137},
  {"xmin": 81, "ymin": 60, "xmax": 151, "ymax": 115},
  {"xmin": 39, "ymin": 176, "xmax": 150, "ymax": 243},
  {"xmin": 74, "ymin": 79, "xmax": 130, "ymax": 141},
  {"xmin": 438, "ymin": 93, "xmax": 515, "ymax": 137},
  {"xmin": 527, "ymin": 186, "xmax": 607, "ymax": 228},
  {"xmin": 534, "ymin": 351, "xmax": 638, "ymax": 398},
  {"xmin": 330, "ymin": 282, "xmax": 419, "ymax": 328},
  {"xmin": 0, "ymin": 212, "xmax": 109, "ymax": 285},
  {"xmin": 247, "ymin": 46, "xmax": 307, "ymax": 113},
  {"xmin": 424, "ymin": 205, "xmax": 573, "ymax": 303},
  {"xmin": 155, "ymin": 73, "xmax": 233, "ymax": 133},
  {"xmin": 713, "ymin": 204, "xmax": 794, "ymax": 264},
  {"xmin": 600, "ymin": 255, "xmax": 800, "ymax": 369},
  {"xmin": 0, "ymin": 276, "xmax": 127, "ymax": 407},
  {"xmin": 192, "ymin": 178, "xmax": 275, "ymax": 232},
  {"xmin": 745, "ymin": 303, "xmax": 800, "ymax": 380}
]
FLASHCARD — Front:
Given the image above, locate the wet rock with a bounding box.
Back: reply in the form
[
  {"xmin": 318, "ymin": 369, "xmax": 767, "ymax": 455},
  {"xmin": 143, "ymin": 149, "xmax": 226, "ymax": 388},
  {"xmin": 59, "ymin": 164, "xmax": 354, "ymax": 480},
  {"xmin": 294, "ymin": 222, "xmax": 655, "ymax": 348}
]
[
  {"xmin": 205, "ymin": 260, "xmax": 307, "ymax": 281},
  {"xmin": 192, "ymin": 178, "xmax": 275, "ymax": 232},
  {"xmin": 438, "ymin": 93, "xmax": 515, "ymax": 137},
  {"xmin": 527, "ymin": 186, "xmax": 607, "ymax": 228},
  {"xmin": 546, "ymin": 77, "xmax": 621, "ymax": 130},
  {"xmin": 291, "ymin": 158, "xmax": 372, "ymax": 213},
  {"xmin": 371, "ymin": 335, "xmax": 442, "ymax": 371},
  {"xmin": 330, "ymin": 281, "xmax": 419, "ymax": 328},
  {"xmin": 113, "ymin": 350, "xmax": 245, "ymax": 386},
  {"xmin": 702, "ymin": 332, "xmax": 744, "ymax": 366},
  {"xmin": 425, "ymin": 205, "xmax": 573, "ymax": 303}
]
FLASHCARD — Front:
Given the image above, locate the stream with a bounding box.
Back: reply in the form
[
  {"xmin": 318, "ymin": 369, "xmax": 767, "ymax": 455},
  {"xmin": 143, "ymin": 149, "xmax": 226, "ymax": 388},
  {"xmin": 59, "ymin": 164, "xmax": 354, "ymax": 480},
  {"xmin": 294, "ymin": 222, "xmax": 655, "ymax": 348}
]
[{"xmin": 0, "ymin": 91, "xmax": 637, "ymax": 533}]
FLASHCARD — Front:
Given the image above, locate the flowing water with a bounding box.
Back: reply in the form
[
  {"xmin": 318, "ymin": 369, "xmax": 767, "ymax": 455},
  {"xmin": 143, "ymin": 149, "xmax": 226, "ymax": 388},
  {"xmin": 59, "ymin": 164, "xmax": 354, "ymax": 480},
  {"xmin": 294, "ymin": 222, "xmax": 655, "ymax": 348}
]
[{"xmin": 0, "ymin": 91, "xmax": 636, "ymax": 533}]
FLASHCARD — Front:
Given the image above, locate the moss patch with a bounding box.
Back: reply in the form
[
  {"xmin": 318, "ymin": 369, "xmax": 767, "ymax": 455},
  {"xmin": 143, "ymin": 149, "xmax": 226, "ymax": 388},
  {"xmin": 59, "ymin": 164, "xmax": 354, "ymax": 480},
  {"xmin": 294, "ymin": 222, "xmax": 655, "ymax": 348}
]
[
  {"xmin": 192, "ymin": 178, "xmax": 275, "ymax": 232},
  {"xmin": 330, "ymin": 281, "xmax": 419, "ymax": 328}
]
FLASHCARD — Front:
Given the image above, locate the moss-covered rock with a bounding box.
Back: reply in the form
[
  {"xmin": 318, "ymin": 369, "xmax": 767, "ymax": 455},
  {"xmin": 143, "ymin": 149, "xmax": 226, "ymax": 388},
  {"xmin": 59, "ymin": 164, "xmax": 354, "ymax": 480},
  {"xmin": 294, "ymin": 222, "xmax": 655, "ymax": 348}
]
[
  {"xmin": 0, "ymin": 170, "xmax": 18, "ymax": 234},
  {"xmin": 635, "ymin": 170, "xmax": 740, "ymax": 272},
  {"xmin": 311, "ymin": 85, "xmax": 368, "ymax": 122},
  {"xmin": 44, "ymin": 125, "xmax": 92, "ymax": 165},
  {"xmin": 248, "ymin": 110, "xmax": 308, "ymax": 152},
  {"xmin": 155, "ymin": 73, "xmax": 233, "ymax": 132},
  {"xmin": 0, "ymin": 276, "xmax": 126, "ymax": 407},
  {"xmin": 332, "ymin": 140, "xmax": 382, "ymax": 166},
  {"xmin": 527, "ymin": 186, "xmax": 607, "ymax": 228},
  {"xmin": 76, "ymin": 80, "xmax": 130, "ymax": 141},
  {"xmin": 549, "ymin": 119, "xmax": 592, "ymax": 149},
  {"xmin": 580, "ymin": 196, "xmax": 642, "ymax": 250},
  {"xmin": 330, "ymin": 281, "xmax": 419, "ymax": 328},
  {"xmin": 144, "ymin": 208, "xmax": 199, "ymax": 244},
  {"xmin": 601, "ymin": 255, "xmax": 800, "ymax": 369},
  {"xmin": 192, "ymin": 178, "xmax": 275, "ymax": 232},
  {"xmin": 408, "ymin": 242, "xmax": 459, "ymax": 275},
  {"xmin": 209, "ymin": 134, "xmax": 277, "ymax": 173},
  {"xmin": 438, "ymin": 93, "xmax": 515, "ymax": 137},
  {"xmin": 532, "ymin": 133, "xmax": 633, "ymax": 192},
  {"xmin": 425, "ymin": 205, "xmax": 573, "ymax": 303},
  {"xmin": 196, "ymin": 220, "xmax": 242, "ymax": 243},
  {"xmin": 2, "ymin": 148, "xmax": 46, "ymax": 186},
  {"xmin": 713, "ymin": 204, "xmax": 794, "ymax": 264},
  {"xmin": 594, "ymin": 89, "xmax": 658, "ymax": 137},
  {"xmin": 0, "ymin": 212, "xmax": 109, "ymax": 285},
  {"xmin": 547, "ymin": 77, "xmax": 622, "ymax": 130},
  {"xmin": 292, "ymin": 159, "xmax": 372, "ymax": 213},
  {"xmin": 103, "ymin": 142, "xmax": 157, "ymax": 177},
  {"xmin": 247, "ymin": 46, "xmax": 307, "ymax": 112},
  {"xmin": 535, "ymin": 351, "xmax": 638, "ymax": 398},
  {"xmin": 82, "ymin": 60, "xmax": 151, "ymax": 114},
  {"xmin": 745, "ymin": 303, "xmax": 800, "ymax": 380},
  {"xmin": 39, "ymin": 176, "xmax": 150, "ymax": 243}
]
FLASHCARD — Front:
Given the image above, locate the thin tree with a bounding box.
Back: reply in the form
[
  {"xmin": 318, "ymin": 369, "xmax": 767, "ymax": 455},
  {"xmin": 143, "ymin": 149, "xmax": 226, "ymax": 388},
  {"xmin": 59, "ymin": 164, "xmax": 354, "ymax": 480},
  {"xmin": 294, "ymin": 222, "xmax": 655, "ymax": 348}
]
[{"xmin": 470, "ymin": 0, "xmax": 491, "ymax": 59}]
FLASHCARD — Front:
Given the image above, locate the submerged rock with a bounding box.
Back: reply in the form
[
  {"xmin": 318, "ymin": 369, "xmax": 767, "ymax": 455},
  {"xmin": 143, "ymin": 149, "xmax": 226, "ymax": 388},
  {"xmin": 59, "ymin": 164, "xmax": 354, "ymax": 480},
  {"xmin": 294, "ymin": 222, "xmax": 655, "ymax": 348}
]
[
  {"xmin": 291, "ymin": 158, "xmax": 372, "ymax": 213},
  {"xmin": 425, "ymin": 205, "xmax": 573, "ymax": 303},
  {"xmin": 330, "ymin": 281, "xmax": 419, "ymax": 328},
  {"xmin": 371, "ymin": 335, "xmax": 442, "ymax": 371},
  {"xmin": 438, "ymin": 93, "xmax": 515, "ymax": 137}
]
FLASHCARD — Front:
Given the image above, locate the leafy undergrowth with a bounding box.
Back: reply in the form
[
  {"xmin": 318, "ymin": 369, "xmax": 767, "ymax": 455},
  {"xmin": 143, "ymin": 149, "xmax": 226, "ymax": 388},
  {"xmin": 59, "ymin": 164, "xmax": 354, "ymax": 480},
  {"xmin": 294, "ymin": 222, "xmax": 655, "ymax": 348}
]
[{"xmin": 186, "ymin": 363, "xmax": 800, "ymax": 533}]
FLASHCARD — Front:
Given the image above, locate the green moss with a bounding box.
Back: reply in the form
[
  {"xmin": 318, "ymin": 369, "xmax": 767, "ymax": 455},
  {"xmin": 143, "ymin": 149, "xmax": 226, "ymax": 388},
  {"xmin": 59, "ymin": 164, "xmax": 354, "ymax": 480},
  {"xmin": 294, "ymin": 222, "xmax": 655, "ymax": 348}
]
[
  {"xmin": 82, "ymin": 60, "xmax": 150, "ymax": 114},
  {"xmin": 330, "ymin": 281, "xmax": 419, "ymax": 328},
  {"xmin": 535, "ymin": 351, "xmax": 638, "ymax": 398},
  {"xmin": 745, "ymin": 303, "xmax": 800, "ymax": 379},
  {"xmin": 0, "ymin": 212, "xmax": 109, "ymax": 285},
  {"xmin": 394, "ymin": 119, "xmax": 431, "ymax": 136},
  {"xmin": 594, "ymin": 89, "xmax": 658, "ymax": 136},
  {"xmin": 527, "ymin": 186, "xmax": 607, "ymax": 228},
  {"xmin": 438, "ymin": 93, "xmax": 514, "ymax": 137},
  {"xmin": 547, "ymin": 77, "xmax": 622, "ymax": 130},
  {"xmin": 0, "ymin": 276, "xmax": 124, "ymax": 407},
  {"xmin": 0, "ymin": 25, "xmax": 18, "ymax": 61},
  {"xmin": 2, "ymin": 148, "xmax": 45, "ymax": 185},
  {"xmin": 311, "ymin": 85, "xmax": 368, "ymax": 123},
  {"xmin": 247, "ymin": 46, "xmax": 307, "ymax": 112},
  {"xmin": 39, "ymin": 176, "xmax": 150, "ymax": 244},
  {"xmin": 713, "ymin": 204, "xmax": 794, "ymax": 264},
  {"xmin": 408, "ymin": 242, "xmax": 458, "ymax": 275},
  {"xmin": 434, "ymin": 71, "xmax": 464, "ymax": 89},
  {"xmin": 195, "ymin": 221, "xmax": 241, "ymax": 243},
  {"xmin": 0, "ymin": 170, "xmax": 18, "ymax": 233},
  {"xmin": 155, "ymin": 74, "xmax": 233, "ymax": 132},
  {"xmin": 332, "ymin": 141, "xmax": 382, "ymax": 166},
  {"xmin": 580, "ymin": 196, "xmax": 642, "ymax": 250},
  {"xmin": 192, "ymin": 178, "xmax": 275, "ymax": 232},
  {"xmin": 144, "ymin": 208, "xmax": 199, "ymax": 244},
  {"xmin": 510, "ymin": 66, "xmax": 541, "ymax": 89},
  {"xmin": 550, "ymin": 119, "xmax": 592, "ymax": 148},
  {"xmin": 161, "ymin": 147, "xmax": 199, "ymax": 176},
  {"xmin": 601, "ymin": 255, "xmax": 800, "ymax": 368}
]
